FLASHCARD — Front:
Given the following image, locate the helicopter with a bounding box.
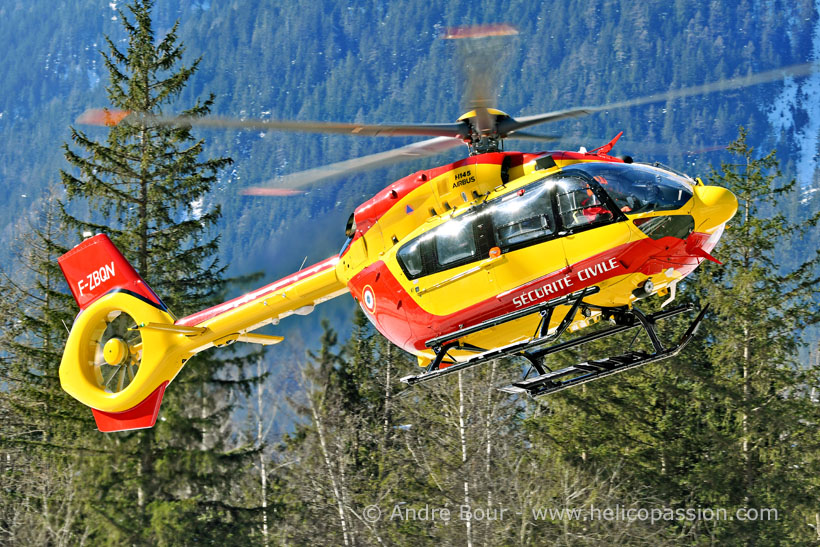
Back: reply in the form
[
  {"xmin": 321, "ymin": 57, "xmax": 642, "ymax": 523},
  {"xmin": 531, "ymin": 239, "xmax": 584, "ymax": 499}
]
[{"xmin": 57, "ymin": 26, "xmax": 810, "ymax": 431}]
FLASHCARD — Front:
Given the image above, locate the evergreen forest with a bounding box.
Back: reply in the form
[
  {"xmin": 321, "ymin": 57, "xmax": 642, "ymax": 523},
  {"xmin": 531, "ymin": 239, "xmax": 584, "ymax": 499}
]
[{"xmin": 1, "ymin": 0, "xmax": 820, "ymax": 545}]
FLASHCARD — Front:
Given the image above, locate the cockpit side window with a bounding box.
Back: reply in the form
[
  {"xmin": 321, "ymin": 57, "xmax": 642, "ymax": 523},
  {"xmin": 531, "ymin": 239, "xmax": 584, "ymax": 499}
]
[
  {"xmin": 397, "ymin": 237, "xmax": 424, "ymax": 277},
  {"xmin": 582, "ymin": 164, "xmax": 693, "ymax": 214},
  {"xmin": 555, "ymin": 176, "xmax": 615, "ymax": 231}
]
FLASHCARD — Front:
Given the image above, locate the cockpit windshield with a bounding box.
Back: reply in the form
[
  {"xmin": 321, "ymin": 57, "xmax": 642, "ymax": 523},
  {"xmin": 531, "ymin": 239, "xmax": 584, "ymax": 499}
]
[{"xmin": 572, "ymin": 163, "xmax": 694, "ymax": 214}]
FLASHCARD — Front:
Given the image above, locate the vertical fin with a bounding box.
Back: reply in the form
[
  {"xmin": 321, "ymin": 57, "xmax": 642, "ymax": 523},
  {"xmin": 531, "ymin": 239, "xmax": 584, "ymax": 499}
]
[{"xmin": 590, "ymin": 131, "xmax": 624, "ymax": 157}]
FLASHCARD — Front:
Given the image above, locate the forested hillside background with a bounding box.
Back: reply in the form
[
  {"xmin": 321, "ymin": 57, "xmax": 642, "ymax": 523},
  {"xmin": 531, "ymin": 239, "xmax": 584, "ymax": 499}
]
[
  {"xmin": 3, "ymin": 0, "xmax": 819, "ymax": 288},
  {"xmin": 1, "ymin": 0, "xmax": 820, "ymax": 544}
]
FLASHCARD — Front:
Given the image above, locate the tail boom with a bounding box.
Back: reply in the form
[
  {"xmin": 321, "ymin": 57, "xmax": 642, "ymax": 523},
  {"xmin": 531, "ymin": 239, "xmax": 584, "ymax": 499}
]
[
  {"xmin": 169, "ymin": 255, "xmax": 348, "ymax": 356},
  {"xmin": 176, "ymin": 255, "xmax": 345, "ymax": 331}
]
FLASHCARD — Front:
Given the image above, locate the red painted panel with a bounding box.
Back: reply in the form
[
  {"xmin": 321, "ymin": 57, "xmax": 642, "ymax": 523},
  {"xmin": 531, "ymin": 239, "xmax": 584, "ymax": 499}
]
[
  {"xmin": 348, "ymin": 231, "xmax": 720, "ymax": 354},
  {"xmin": 551, "ymin": 151, "xmax": 625, "ymax": 163},
  {"xmin": 349, "ymin": 262, "xmax": 415, "ymax": 348},
  {"xmin": 91, "ymin": 381, "xmax": 168, "ymax": 432},
  {"xmin": 58, "ymin": 234, "xmax": 164, "ymax": 311}
]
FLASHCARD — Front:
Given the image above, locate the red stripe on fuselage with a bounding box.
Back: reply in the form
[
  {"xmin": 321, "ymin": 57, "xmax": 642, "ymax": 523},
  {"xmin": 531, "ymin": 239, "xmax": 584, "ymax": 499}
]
[{"xmin": 176, "ymin": 256, "xmax": 340, "ymax": 327}]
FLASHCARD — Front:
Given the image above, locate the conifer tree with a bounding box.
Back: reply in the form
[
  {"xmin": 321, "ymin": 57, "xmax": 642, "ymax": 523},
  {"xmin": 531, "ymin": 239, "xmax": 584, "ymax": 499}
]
[
  {"xmin": 528, "ymin": 128, "xmax": 820, "ymax": 544},
  {"xmin": 0, "ymin": 194, "xmax": 94, "ymax": 544},
  {"xmin": 275, "ymin": 316, "xmax": 674, "ymax": 545},
  {"xmin": 58, "ymin": 1, "xmax": 260, "ymax": 543},
  {"xmin": 691, "ymin": 128, "xmax": 820, "ymax": 543}
]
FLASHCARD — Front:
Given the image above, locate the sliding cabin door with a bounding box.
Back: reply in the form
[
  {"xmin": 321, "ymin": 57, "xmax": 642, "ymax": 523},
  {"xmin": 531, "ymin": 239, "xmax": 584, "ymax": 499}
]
[
  {"xmin": 395, "ymin": 210, "xmax": 497, "ymax": 318},
  {"xmin": 481, "ymin": 177, "xmax": 567, "ymax": 303}
]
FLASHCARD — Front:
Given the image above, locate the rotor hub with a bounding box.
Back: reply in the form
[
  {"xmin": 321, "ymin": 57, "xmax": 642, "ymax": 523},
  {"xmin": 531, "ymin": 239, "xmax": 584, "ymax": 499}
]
[
  {"xmin": 468, "ymin": 135, "xmax": 502, "ymax": 155},
  {"xmin": 103, "ymin": 337, "xmax": 130, "ymax": 366}
]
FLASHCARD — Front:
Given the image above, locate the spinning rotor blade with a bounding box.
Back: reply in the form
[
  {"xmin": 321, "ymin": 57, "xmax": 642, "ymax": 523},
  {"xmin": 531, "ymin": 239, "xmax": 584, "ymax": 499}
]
[
  {"xmin": 93, "ymin": 311, "xmax": 142, "ymax": 394},
  {"xmin": 444, "ymin": 24, "xmax": 519, "ymax": 135},
  {"xmin": 77, "ymin": 109, "xmax": 469, "ymax": 139},
  {"xmin": 242, "ymin": 136, "xmax": 464, "ymax": 194},
  {"xmin": 244, "ymin": 132, "xmax": 561, "ymax": 194},
  {"xmin": 500, "ymin": 62, "xmax": 817, "ymax": 135},
  {"xmin": 75, "ymin": 34, "xmax": 814, "ymax": 197}
]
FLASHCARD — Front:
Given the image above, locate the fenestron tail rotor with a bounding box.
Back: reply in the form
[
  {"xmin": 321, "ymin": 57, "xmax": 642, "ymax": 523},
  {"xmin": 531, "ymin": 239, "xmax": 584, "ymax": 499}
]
[{"xmin": 90, "ymin": 310, "xmax": 142, "ymax": 394}]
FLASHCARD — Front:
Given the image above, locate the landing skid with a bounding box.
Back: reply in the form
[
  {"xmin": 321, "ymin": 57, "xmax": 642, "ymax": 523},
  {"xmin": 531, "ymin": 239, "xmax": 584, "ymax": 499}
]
[{"xmin": 400, "ymin": 289, "xmax": 708, "ymax": 398}]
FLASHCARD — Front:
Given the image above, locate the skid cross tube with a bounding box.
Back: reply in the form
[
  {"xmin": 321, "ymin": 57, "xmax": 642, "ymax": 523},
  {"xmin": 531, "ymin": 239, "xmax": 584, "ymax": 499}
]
[
  {"xmin": 425, "ymin": 287, "xmax": 600, "ymax": 350},
  {"xmin": 523, "ymin": 303, "xmax": 693, "ymax": 363}
]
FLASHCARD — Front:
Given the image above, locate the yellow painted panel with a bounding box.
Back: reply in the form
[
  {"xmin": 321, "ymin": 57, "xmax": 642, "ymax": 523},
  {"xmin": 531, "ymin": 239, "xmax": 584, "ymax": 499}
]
[
  {"xmin": 394, "ymin": 256, "xmax": 497, "ymax": 317},
  {"xmin": 488, "ymin": 239, "xmax": 567, "ymax": 296}
]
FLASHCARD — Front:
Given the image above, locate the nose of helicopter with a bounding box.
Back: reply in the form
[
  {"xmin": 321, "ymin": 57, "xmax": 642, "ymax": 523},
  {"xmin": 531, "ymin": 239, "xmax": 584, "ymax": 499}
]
[{"xmin": 692, "ymin": 185, "xmax": 738, "ymax": 231}]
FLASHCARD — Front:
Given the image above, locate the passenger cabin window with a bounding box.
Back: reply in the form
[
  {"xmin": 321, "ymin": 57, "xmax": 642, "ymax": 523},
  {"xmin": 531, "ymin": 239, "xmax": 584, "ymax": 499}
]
[
  {"xmin": 490, "ymin": 181, "xmax": 554, "ymax": 249},
  {"xmin": 555, "ymin": 176, "xmax": 614, "ymax": 230},
  {"xmin": 435, "ymin": 216, "xmax": 477, "ymax": 267},
  {"xmin": 397, "ymin": 237, "xmax": 424, "ymax": 277},
  {"xmin": 397, "ymin": 213, "xmax": 481, "ymax": 280}
]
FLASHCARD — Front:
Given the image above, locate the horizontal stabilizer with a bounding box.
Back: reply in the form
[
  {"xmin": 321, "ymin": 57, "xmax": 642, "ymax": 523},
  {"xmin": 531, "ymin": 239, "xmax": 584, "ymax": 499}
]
[
  {"xmin": 212, "ymin": 332, "xmax": 285, "ymax": 347},
  {"xmin": 237, "ymin": 333, "xmax": 284, "ymax": 345}
]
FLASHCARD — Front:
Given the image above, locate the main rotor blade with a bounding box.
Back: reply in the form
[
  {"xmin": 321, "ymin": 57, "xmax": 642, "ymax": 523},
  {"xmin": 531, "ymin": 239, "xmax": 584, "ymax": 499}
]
[
  {"xmin": 500, "ymin": 61, "xmax": 817, "ymax": 134},
  {"xmin": 77, "ymin": 109, "xmax": 469, "ymax": 139},
  {"xmin": 242, "ymin": 136, "xmax": 464, "ymax": 194},
  {"xmin": 445, "ymin": 24, "xmax": 518, "ymax": 111}
]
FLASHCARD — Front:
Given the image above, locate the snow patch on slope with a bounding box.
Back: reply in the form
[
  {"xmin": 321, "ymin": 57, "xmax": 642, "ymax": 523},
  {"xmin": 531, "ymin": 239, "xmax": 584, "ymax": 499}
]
[
  {"xmin": 767, "ymin": 0, "xmax": 820, "ymax": 188},
  {"xmin": 190, "ymin": 197, "xmax": 204, "ymax": 221}
]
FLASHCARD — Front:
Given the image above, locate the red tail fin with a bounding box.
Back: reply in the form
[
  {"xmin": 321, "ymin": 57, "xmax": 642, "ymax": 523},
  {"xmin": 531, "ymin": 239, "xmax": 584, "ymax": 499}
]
[
  {"xmin": 58, "ymin": 234, "xmax": 165, "ymax": 311},
  {"xmin": 58, "ymin": 234, "xmax": 172, "ymax": 432}
]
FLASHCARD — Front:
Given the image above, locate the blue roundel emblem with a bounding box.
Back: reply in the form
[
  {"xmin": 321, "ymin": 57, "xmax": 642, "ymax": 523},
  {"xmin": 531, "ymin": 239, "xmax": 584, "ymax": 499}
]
[{"xmin": 362, "ymin": 285, "xmax": 376, "ymax": 314}]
